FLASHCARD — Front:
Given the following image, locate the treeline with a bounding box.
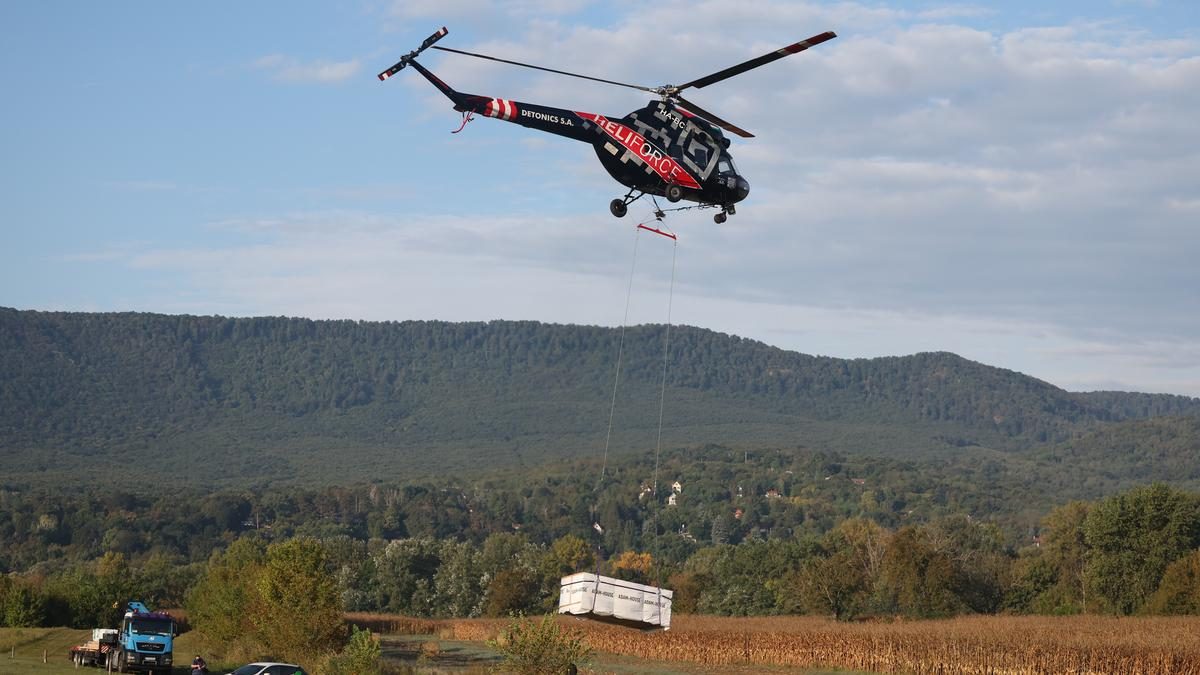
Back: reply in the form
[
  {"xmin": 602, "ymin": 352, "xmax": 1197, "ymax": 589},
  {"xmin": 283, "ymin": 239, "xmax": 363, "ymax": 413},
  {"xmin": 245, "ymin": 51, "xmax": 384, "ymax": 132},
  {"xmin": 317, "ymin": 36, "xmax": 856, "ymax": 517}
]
[
  {"xmin": 5, "ymin": 308, "xmax": 1199, "ymax": 486},
  {"xmin": 0, "ymin": 444, "xmax": 1077, "ymax": 574},
  {"xmin": 6, "ymin": 439, "xmax": 1200, "ymax": 579},
  {"xmin": 4, "ymin": 483, "xmax": 1200, "ymax": 628},
  {"xmin": 0, "ymin": 550, "xmax": 196, "ymax": 629}
]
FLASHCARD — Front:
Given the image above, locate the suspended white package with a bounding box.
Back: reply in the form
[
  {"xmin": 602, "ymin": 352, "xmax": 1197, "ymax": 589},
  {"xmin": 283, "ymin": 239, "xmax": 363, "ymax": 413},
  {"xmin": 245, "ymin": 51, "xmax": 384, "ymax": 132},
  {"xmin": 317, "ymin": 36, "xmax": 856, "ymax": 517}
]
[{"xmin": 558, "ymin": 572, "xmax": 673, "ymax": 630}]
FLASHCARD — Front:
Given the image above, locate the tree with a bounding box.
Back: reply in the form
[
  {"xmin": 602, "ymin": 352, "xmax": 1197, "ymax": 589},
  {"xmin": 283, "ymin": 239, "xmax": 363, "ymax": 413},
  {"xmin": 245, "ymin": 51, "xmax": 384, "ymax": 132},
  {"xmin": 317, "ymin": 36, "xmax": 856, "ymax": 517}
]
[
  {"xmin": 666, "ymin": 571, "xmax": 705, "ymax": 614},
  {"xmin": 925, "ymin": 515, "xmax": 1010, "ymax": 614},
  {"xmin": 538, "ymin": 534, "xmax": 596, "ymax": 612},
  {"xmin": 136, "ymin": 552, "xmax": 200, "ymax": 610},
  {"xmin": 484, "ymin": 568, "xmax": 541, "ymax": 618},
  {"xmin": 794, "ymin": 548, "xmax": 871, "ymax": 620},
  {"xmin": 95, "ymin": 552, "xmax": 136, "ymax": 626},
  {"xmin": 710, "ymin": 514, "xmax": 731, "ymax": 545},
  {"xmin": 1084, "ymin": 484, "xmax": 1200, "ymax": 614},
  {"xmin": 608, "ymin": 551, "xmax": 654, "ymax": 584},
  {"xmin": 794, "ymin": 518, "xmax": 887, "ymax": 620},
  {"xmin": 1142, "ymin": 549, "xmax": 1200, "ymax": 615},
  {"xmin": 186, "ymin": 537, "xmax": 266, "ymax": 649},
  {"xmin": 1, "ymin": 579, "xmax": 45, "ymax": 627},
  {"xmin": 251, "ymin": 538, "xmax": 345, "ymax": 664},
  {"xmin": 877, "ymin": 526, "xmax": 964, "ymax": 618},
  {"xmin": 546, "ymin": 535, "xmax": 594, "ymax": 577},
  {"xmin": 371, "ymin": 538, "xmax": 442, "ymax": 615},
  {"xmin": 432, "ymin": 540, "xmax": 482, "ymax": 617},
  {"xmin": 1006, "ymin": 501, "xmax": 1090, "ymax": 614}
]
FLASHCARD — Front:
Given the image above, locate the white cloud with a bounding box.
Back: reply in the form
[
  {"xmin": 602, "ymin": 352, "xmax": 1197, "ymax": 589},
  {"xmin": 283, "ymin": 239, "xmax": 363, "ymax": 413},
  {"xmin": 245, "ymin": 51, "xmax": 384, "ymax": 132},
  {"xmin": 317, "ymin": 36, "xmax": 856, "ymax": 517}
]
[
  {"xmin": 100, "ymin": 212, "xmax": 1200, "ymax": 397},
  {"xmin": 59, "ymin": 2, "xmax": 1200, "ymax": 397},
  {"xmin": 383, "ymin": 0, "xmax": 593, "ymax": 29},
  {"xmin": 916, "ymin": 5, "xmax": 996, "ymax": 20},
  {"xmin": 253, "ymin": 54, "xmax": 361, "ymax": 83},
  {"xmin": 383, "ymin": 6, "xmax": 1197, "ymax": 392}
]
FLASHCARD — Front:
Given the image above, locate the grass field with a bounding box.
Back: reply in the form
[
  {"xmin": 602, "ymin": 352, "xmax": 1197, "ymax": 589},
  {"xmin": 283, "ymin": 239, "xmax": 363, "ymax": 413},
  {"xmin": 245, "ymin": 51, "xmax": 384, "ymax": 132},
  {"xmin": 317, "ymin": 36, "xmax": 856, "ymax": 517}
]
[
  {"xmin": 0, "ymin": 627, "xmax": 93, "ymax": 675},
  {"xmin": 14, "ymin": 612, "xmax": 1198, "ymax": 674},
  {"xmin": 0, "ymin": 628, "xmax": 231, "ymax": 675},
  {"xmin": 350, "ymin": 612, "xmax": 1200, "ymax": 674}
]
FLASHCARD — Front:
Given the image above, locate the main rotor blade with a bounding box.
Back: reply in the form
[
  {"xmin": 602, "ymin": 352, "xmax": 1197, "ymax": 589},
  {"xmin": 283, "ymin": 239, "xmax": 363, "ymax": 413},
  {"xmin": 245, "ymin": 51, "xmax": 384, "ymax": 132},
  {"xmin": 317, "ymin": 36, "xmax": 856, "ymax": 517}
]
[
  {"xmin": 675, "ymin": 95, "xmax": 754, "ymax": 138},
  {"xmin": 677, "ymin": 31, "xmax": 837, "ymax": 91},
  {"xmin": 431, "ymin": 45, "xmax": 655, "ymax": 93}
]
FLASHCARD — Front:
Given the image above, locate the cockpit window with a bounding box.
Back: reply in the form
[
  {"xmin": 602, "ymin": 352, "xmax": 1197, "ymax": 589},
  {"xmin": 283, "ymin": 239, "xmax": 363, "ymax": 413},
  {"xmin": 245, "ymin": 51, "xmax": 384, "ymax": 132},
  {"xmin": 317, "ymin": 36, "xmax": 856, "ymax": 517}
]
[{"xmin": 717, "ymin": 157, "xmax": 737, "ymax": 175}]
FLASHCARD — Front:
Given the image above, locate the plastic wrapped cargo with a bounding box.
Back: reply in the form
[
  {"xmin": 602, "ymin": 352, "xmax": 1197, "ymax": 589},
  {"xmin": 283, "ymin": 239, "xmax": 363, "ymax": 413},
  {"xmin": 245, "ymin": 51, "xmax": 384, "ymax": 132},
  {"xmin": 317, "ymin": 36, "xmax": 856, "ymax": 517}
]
[{"xmin": 558, "ymin": 572, "xmax": 672, "ymax": 630}]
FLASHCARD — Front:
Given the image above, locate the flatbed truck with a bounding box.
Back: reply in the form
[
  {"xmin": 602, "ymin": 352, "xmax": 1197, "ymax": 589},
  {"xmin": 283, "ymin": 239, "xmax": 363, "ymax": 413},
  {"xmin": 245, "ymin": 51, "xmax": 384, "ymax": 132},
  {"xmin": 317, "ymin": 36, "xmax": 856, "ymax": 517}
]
[
  {"xmin": 69, "ymin": 628, "xmax": 117, "ymax": 667},
  {"xmin": 67, "ymin": 601, "xmax": 177, "ymax": 674}
]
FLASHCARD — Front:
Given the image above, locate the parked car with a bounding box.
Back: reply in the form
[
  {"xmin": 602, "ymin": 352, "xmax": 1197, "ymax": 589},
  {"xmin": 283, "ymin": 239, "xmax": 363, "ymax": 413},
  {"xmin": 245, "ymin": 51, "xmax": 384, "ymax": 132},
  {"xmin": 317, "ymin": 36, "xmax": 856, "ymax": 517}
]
[{"xmin": 227, "ymin": 664, "xmax": 307, "ymax": 675}]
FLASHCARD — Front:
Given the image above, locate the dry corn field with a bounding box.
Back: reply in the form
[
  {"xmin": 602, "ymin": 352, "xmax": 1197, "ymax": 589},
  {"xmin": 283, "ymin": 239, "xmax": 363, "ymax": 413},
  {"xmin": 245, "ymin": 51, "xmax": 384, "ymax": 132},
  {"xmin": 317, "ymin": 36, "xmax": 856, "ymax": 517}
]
[{"xmin": 349, "ymin": 612, "xmax": 1200, "ymax": 674}]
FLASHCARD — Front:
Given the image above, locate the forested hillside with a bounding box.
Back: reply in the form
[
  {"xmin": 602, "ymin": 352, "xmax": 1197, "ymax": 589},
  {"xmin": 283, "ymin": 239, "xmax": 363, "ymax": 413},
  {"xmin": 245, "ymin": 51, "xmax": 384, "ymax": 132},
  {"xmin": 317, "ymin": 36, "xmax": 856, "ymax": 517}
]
[{"xmin": 2, "ymin": 307, "xmax": 1198, "ymax": 487}]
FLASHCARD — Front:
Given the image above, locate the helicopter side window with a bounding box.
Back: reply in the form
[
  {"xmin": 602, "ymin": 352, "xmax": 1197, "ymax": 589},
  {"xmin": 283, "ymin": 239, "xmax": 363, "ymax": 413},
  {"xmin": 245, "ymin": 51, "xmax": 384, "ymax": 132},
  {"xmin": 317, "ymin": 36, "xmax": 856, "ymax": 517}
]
[{"xmin": 718, "ymin": 158, "xmax": 733, "ymax": 175}]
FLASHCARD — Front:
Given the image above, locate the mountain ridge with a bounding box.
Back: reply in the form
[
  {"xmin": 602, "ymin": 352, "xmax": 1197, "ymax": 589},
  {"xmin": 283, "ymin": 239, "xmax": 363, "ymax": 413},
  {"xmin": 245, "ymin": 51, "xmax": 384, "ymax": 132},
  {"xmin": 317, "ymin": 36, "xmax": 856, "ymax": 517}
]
[{"xmin": 2, "ymin": 307, "xmax": 1197, "ymax": 487}]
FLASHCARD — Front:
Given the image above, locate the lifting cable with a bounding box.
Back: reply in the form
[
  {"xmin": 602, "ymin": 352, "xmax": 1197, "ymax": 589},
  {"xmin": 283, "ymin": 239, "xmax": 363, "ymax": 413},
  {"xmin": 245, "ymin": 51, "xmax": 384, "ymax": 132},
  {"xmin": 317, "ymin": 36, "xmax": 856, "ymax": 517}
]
[
  {"xmin": 597, "ymin": 221, "xmax": 678, "ymax": 493},
  {"xmin": 596, "ymin": 227, "xmax": 642, "ymax": 493},
  {"xmin": 650, "ymin": 229, "xmax": 677, "ymax": 606},
  {"xmin": 593, "ymin": 215, "xmax": 678, "ymax": 624},
  {"xmin": 590, "ymin": 222, "xmax": 647, "ymax": 609}
]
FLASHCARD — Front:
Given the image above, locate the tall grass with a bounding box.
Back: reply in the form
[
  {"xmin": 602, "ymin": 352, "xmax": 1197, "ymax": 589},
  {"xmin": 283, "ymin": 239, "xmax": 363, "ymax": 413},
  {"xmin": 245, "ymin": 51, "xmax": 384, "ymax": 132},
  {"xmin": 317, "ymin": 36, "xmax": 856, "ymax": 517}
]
[{"xmin": 354, "ymin": 612, "xmax": 1200, "ymax": 674}]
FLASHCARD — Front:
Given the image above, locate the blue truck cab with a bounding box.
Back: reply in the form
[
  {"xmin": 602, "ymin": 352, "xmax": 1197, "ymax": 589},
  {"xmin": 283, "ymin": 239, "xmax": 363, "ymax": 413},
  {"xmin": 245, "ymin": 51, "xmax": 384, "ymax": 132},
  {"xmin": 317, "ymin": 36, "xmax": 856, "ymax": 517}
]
[{"xmin": 112, "ymin": 601, "xmax": 176, "ymax": 674}]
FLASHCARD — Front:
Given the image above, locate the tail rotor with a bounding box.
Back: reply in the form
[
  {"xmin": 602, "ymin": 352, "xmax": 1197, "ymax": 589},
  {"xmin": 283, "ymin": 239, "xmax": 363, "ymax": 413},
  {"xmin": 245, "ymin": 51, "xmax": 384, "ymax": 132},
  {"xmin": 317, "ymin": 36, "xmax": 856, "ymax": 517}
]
[{"xmin": 378, "ymin": 26, "xmax": 449, "ymax": 81}]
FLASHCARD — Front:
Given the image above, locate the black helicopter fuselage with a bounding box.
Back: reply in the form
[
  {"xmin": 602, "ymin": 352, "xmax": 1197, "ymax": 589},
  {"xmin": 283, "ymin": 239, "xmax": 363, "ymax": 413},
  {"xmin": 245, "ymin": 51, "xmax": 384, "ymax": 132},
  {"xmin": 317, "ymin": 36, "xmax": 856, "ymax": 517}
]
[{"xmin": 407, "ymin": 60, "xmax": 750, "ymax": 210}]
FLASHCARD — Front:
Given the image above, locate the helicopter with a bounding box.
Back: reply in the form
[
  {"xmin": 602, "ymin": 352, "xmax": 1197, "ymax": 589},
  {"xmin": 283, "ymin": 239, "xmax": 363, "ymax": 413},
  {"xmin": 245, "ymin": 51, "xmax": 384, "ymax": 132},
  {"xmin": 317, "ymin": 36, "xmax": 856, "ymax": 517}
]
[{"xmin": 379, "ymin": 27, "xmax": 836, "ymax": 224}]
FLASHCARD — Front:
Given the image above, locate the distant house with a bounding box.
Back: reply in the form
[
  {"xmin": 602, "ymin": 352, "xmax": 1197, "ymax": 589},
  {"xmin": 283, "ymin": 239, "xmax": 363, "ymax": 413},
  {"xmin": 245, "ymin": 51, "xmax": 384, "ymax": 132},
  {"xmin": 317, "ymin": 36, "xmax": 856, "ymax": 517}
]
[
  {"xmin": 733, "ymin": 507, "xmax": 744, "ymax": 520},
  {"xmin": 668, "ymin": 493, "xmax": 678, "ymax": 507},
  {"xmin": 765, "ymin": 488, "xmax": 781, "ymax": 499},
  {"xmin": 851, "ymin": 478, "xmax": 866, "ymax": 486},
  {"xmin": 672, "ymin": 481, "xmax": 683, "ymax": 494}
]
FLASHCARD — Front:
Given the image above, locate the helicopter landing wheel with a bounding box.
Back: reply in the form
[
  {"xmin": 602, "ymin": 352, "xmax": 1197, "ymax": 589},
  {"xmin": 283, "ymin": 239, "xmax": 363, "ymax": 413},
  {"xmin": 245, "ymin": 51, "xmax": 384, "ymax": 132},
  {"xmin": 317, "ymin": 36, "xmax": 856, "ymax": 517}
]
[
  {"xmin": 609, "ymin": 199, "xmax": 628, "ymax": 218},
  {"xmin": 714, "ymin": 211, "xmax": 728, "ymax": 224},
  {"xmin": 665, "ymin": 185, "xmax": 683, "ymax": 203}
]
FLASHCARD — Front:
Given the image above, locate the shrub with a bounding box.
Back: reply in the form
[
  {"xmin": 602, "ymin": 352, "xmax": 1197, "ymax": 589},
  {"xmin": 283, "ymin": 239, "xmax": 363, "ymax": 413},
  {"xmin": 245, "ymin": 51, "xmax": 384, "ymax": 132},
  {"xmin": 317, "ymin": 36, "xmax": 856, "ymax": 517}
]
[
  {"xmin": 488, "ymin": 614, "xmax": 592, "ymax": 674},
  {"xmin": 315, "ymin": 626, "xmax": 382, "ymax": 675}
]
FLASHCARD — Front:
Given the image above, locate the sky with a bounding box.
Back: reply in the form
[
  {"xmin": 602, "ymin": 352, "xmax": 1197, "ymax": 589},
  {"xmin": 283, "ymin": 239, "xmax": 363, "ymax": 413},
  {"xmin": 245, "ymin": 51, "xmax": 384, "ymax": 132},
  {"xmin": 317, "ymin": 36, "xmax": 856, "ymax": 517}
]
[{"xmin": 2, "ymin": 1, "xmax": 1198, "ymax": 396}]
